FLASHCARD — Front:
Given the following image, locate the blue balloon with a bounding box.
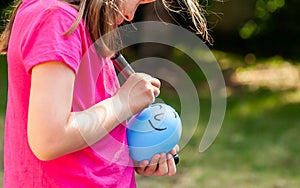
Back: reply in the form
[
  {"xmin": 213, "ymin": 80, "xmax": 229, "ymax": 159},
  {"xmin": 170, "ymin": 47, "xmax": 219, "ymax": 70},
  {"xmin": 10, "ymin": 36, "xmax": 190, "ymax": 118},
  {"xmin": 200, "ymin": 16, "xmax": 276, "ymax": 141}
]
[{"xmin": 126, "ymin": 103, "xmax": 182, "ymax": 161}]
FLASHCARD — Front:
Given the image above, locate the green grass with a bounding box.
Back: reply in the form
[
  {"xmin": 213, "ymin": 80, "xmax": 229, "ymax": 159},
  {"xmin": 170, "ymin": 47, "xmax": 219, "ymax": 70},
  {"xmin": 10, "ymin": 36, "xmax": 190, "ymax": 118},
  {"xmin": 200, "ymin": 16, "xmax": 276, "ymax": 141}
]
[
  {"xmin": 0, "ymin": 55, "xmax": 7, "ymax": 114},
  {"xmin": 1, "ymin": 51, "xmax": 300, "ymax": 187},
  {"xmin": 0, "ymin": 55, "xmax": 7, "ymax": 187}
]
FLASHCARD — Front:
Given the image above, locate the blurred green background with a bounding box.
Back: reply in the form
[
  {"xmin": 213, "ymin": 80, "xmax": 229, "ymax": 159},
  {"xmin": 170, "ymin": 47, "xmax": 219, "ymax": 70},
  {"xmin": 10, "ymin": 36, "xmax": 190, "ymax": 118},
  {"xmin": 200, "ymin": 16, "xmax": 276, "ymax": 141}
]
[{"xmin": 1, "ymin": 0, "xmax": 300, "ymax": 187}]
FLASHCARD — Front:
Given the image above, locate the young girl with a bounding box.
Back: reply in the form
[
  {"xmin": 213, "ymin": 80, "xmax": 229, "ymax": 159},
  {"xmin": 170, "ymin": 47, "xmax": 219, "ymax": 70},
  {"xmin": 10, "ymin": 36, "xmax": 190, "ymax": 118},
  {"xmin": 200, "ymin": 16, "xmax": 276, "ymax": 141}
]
[{"xmin": 0, "ymin": 0, "xmax": 210, "ymax": 187}]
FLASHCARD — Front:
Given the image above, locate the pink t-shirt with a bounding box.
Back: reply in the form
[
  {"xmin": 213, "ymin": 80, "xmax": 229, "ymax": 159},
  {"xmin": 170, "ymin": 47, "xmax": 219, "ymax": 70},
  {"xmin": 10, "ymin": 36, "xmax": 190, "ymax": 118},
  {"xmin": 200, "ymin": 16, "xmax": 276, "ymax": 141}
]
[{"xmin": 4, "ymin": 0, "xmax": 135, "ymax": 187}]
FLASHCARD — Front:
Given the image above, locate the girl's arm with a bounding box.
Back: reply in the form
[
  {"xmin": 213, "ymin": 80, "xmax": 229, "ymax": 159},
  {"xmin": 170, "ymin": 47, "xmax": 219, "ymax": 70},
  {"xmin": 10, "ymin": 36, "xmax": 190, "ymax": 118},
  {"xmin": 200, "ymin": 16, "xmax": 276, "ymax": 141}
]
[{"xmin": 28, "ymin": 61, "xmax": 160, "ymax": 161}]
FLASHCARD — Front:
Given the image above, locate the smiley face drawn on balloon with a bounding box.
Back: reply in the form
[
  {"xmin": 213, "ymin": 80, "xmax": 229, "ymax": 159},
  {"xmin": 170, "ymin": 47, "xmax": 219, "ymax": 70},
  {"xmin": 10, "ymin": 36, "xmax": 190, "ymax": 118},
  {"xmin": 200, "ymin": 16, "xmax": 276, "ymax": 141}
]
[{"xmin": 147, "ymin": 104, "xmax": 178, "ymax": 131}]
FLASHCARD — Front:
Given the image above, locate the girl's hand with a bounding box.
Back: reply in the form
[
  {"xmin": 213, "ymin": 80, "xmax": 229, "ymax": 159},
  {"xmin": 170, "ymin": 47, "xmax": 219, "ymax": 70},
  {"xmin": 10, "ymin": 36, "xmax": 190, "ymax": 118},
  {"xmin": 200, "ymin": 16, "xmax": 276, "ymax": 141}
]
[
  {"xmin": 134, "ymin": 145, "xmax": 179, "ymax": 177},
  {"xmin": 112, "ymin": 73, "xmax": 160, "ymax": 121}
]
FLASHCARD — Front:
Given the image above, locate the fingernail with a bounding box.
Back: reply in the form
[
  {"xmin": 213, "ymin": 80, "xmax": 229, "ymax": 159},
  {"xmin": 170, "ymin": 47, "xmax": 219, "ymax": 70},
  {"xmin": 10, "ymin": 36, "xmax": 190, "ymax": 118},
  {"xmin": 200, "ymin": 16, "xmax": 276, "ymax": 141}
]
[{"xmin": 143, "ymin": 160, "xmax": 149, "ymax": 166}]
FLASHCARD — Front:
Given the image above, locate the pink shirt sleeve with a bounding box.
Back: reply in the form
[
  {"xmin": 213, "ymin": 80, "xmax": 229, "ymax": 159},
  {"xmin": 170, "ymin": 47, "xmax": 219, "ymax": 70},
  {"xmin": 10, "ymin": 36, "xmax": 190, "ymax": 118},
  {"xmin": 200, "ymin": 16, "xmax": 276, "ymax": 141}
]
[{"xmin": 21, "ymin": 7, "xmax": 82, "ymax": 73}]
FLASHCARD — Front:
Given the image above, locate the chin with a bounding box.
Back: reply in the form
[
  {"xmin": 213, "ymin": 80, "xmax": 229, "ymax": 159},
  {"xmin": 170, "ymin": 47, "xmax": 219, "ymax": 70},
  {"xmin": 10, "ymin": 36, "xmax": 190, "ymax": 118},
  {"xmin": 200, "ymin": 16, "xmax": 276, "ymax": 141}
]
[{"xmin": 116, "ymin": 18, "xmax": 124, "ymax": 26}]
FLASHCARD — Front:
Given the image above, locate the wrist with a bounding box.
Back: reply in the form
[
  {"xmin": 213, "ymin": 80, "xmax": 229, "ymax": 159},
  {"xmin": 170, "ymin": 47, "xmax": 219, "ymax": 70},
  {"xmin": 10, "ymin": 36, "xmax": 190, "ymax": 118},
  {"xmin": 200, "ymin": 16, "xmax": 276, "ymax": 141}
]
[{"xmin": 110, "ymin": 95, "xmax": 132, "ymax": 124}]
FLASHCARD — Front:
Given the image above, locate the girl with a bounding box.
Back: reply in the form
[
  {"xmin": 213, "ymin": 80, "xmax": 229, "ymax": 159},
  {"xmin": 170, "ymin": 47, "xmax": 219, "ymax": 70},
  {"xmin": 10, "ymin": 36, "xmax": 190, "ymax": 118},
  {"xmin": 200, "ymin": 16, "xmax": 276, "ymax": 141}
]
[{"xmin": 0, "ymin": 0, "xmax": 210, "ymax": 187}]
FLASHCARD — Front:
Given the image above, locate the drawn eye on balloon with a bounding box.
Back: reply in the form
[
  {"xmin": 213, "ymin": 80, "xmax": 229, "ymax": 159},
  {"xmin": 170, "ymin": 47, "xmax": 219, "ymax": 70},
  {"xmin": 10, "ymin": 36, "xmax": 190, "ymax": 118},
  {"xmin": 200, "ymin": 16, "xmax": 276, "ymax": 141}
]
[{"xmin": 147, "ymin": 104, "xmax": 178, "ymax": 131}]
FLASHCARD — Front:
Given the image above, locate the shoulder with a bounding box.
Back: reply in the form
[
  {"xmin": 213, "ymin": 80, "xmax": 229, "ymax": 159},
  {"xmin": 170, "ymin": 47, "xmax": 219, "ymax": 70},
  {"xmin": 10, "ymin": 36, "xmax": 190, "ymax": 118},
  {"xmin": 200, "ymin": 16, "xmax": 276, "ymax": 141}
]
[
  {"xmin": 44, "ymin": 1, "xmax": 79, "ymax": 22},
  {"xmin": 19, "ymin": 0, "xmax": 79, "ymax": 25},
  {"xmin": 16, "ymin": 0, "xmax": 84, "ymax": 40},
  {"xmin": 12, "ymin": 0, "xmax": 85, "ymax": 73}
]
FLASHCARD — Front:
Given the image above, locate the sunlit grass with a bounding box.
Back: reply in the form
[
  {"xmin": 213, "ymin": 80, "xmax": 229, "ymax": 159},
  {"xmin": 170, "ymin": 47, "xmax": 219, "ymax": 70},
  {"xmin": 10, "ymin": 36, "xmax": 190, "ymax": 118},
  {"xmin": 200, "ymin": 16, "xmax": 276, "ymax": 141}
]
[
  {"xmin": 0, "ymin": 171, "xmax": 2, "ymax": 188},
  {"xmin": 137, "ymin": 87, "xmax": 300, "ymax": 187}
]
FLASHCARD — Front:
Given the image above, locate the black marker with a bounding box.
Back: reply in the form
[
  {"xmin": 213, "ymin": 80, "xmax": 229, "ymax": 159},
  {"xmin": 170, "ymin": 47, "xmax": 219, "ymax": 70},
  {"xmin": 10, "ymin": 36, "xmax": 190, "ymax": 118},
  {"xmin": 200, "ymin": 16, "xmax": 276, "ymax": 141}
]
[{"xmin": 111, "ymin": 52, "xmax": 135, "ymax": 79}]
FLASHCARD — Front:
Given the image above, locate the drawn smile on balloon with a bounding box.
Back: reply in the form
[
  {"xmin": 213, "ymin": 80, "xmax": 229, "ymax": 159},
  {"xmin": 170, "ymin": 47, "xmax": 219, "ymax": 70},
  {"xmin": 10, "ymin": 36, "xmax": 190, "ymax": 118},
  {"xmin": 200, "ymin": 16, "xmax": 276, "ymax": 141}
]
[
  {"xmin": 148, "ymin": 119, "xmax": 166, "ymax": 131},
  {"xmin": 147, "ymin": 104, "xmax": 178, "ymax": 131}
]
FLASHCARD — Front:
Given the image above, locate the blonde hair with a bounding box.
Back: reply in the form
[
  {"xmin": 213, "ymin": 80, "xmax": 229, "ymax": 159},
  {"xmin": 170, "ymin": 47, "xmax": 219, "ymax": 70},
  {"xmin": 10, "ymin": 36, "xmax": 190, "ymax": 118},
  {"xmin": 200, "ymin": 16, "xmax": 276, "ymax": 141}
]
[
  {"xmin": 0, "ymin": 0, "xmax": 22, "ymax": 54},
  {"xmin": 0, "ymin": 0, "xmax": 212, "ymax": 55},
  {"xmin": 162, "ymin": 0, "xmax": 212, "ymax": 43}
]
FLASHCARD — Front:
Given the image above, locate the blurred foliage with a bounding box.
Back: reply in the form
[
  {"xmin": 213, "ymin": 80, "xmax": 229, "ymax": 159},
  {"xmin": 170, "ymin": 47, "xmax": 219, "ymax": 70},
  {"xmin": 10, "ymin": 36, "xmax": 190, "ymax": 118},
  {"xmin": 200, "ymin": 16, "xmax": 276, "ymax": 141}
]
[
  {"xmin": 0, "ymin": 0, "xmax": 12, "ymax": 12},
  {"xmin": 0, "ymin": 0, "xmax": 13, "ymax": 31},
  {"xmin": 1, "ymin": 0, "xmax": 299, "ymax": 60},
  {"xmin": 208, "ymin": 0, "xmax": 300, "ymax": 60},
  {"xmin": 240, "ymin": 0, "xmax": 286, "ymax": 39},
  {"xmin": 0, "ymin": 56, "xmax": 7, "ymax": 114}
]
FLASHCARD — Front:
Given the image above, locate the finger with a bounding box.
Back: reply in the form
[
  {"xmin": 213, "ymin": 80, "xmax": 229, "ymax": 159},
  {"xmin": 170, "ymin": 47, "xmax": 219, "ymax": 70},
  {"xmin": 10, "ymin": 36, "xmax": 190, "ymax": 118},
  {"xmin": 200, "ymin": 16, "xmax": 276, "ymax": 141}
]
[
  {"xmin": 153, "ymin": 86, "xmax": 160, "ymax": 98},
  {"xmin": 145, "ymin": 78, "xmax": 160, "ymax": 100},
  {"xmin": 137, "ymin": 73, "xmax": 152, "ymax": 80},
  {"xmin": 154, "ymin": 153, "xmax": 168, "ymax": 176},
  {"xmin": 167, "ymin": 153, "xmax": 177, "ymax": 176},
  {"xmin": 169, "ymin": 144, "xmax": 180, "ymax": 155},
  {"xmin": 137, "ymin": 73, "xmax": 161, "ymax": 89},
  {"xmin": 134, "ymin": 159, "xmax": 148, "ymax": 168},
  {"xmin": 143, "ymin": 154, "xmax": 160, "ymax": 176},
  {"xmin": 150, "ymin": 77, "xmax": 161, "ymax": 89},
  {"xmin": 148, "ymin": 77, "xmax": 160, "ymax": 98},
  {"xmin": 133, "ymin": 73, "xmax": 160, "ymax": 97},
  {"xmin": 135, "ymin": 160, "xmax": 149, "ymax": 175}
]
